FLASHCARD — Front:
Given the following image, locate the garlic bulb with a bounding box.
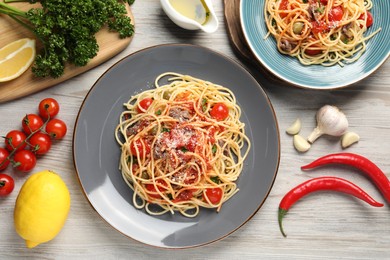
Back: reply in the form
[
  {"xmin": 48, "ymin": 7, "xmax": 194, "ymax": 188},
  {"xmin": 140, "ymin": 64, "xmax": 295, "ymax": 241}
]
[{"xmin": 307, "ymin": 105, "xmax": 349, "ymax": 143}]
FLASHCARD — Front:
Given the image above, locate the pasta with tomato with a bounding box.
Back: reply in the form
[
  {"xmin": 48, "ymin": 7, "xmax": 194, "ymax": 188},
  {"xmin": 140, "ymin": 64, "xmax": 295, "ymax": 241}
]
[
  {"xmin": 115, "ymin": 72, "xmax": 250, "ymax": 217},
  {"xmin": 264, "ymin": 0, "xmax": 380, "ymax": 66}
]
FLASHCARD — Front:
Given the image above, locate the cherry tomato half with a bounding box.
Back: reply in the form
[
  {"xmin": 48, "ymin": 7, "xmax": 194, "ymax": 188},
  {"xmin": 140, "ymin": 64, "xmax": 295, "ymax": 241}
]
[
  {"xmin": 0, "ymin": 148, "xmax": 10, "ymax": 171},
  {"xmin": 145, "ymin": 180, "xmax": 167, "ymax": 199},
  {"xmin": 13, "ymin": 150, "xmax": 36, "ymax": 172},
  {"xmin": 172, "ymin": 189, "xmax": 194, "ymax": 203},
  {"xmin": 45, "ymin": 119, "xmax": 67, "ymax": 140},
  {"xmin": 5, "ymin": 130, "xmax": 27, "ymax": 152},
  {"xmin": 210, "ymin": 103, "xmax": 229, "ymax": 121},
  {"xmin": 0, "ymin": 173, "xmax": 14, "ymax": 196},
  {"xmin": 359, "ymin": 11, "xmax": 373, "ymax": 28},
  {"xmin": 22, "ymin": 114, "xmax": 44, "ymax": 135},
  {"xmin": 130, "ymin": 139, "xmax": 151, "ymax": 159},
  {"xmin": 38, "ymin": 98, "xmax": 60, "ymax": 120},
  {"xmin": 278, "ymin": 0, "xmax": 289, "ymax": 18},
  {"xmin": 304, "ymin": 48, "xmax": 322, "ymax": 56},
  {"xmin": 29, "ymin": 132, "xmax": 52, "ymax": 155},
  {"xmin": 328, "ymin": 6, "xmax": 344, "ymax": 22},
  {"xmin": 311, "ymin": 20, "xmax": 329, "ymax": 34},
  {"xmin": 137, "ymin": 98, "xmax": 153, "ymax": 113},
  {"xmin": 204, "ymin": 187, "xmax": 223, "ymax": 204}
]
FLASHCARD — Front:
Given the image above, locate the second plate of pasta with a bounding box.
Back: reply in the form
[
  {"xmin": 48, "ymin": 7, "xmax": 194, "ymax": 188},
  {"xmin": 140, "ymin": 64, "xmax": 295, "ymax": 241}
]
[{"xmin": 241, "ymin": 0, "xmax": 390, "ymax": 89}]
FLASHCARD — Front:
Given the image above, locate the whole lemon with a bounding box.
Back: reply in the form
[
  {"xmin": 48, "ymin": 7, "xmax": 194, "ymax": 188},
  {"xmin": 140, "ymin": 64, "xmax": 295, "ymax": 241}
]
[{"xmin": 14, "ymin": 170, "xmax": 71, "ymax": 248}]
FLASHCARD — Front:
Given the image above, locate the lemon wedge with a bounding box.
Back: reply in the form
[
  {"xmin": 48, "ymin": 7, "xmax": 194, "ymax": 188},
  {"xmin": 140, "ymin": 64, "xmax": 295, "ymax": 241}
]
[
  {"xmin": 14, "ymin": 170, "xmax": 71, "ymax": 248},
  {"xmin": 0, "ymin": 38, "xmax": 36, "ymax": 82}
]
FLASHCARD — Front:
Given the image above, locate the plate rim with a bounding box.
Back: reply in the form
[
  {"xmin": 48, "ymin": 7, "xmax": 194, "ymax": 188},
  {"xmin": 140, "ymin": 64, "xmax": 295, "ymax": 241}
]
[
  {"xmin": 239, "ymin": 0, "xmax": 390, "ymax": 90},
  {"xmin": 72, "ymin": 43, "xmax": 281, "ymax": 248}
]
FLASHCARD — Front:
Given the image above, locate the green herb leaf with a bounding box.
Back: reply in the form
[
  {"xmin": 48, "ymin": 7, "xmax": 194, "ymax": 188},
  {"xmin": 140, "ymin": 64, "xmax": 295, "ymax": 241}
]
[
  {"xmin": 212, "ymin": 144, "xmax": 217, "ymax": 154},
  {"xmin": 210, "ymin": 176, "xmax": 220, "ymax": 184},
  {"xmin": 201, "ymin": 98, "xmax": 207, "ymax": 112}
]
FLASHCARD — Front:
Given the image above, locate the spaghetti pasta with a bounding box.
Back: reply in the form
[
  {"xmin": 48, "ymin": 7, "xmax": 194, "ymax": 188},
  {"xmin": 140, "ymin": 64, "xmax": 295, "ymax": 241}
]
[
  {"xmin": 264, "ymin": 0, "xmax": 381, "ymax": 66},
  {"xmin": 115, "ymin": 72, "xmax": 250, "ymax": 217}
]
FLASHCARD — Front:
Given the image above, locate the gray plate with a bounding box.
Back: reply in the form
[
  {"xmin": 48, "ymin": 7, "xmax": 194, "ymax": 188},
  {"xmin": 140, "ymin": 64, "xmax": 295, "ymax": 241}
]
[{"xmin": 73, "ymin": 44, "xmax": 280, "ymax": 248}]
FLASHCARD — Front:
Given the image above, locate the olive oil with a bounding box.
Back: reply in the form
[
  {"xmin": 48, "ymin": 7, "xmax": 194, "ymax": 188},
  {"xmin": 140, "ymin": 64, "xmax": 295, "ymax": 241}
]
[{"xmin": 169, "ymin": 0, "xmax": 210, "ymax": 25}]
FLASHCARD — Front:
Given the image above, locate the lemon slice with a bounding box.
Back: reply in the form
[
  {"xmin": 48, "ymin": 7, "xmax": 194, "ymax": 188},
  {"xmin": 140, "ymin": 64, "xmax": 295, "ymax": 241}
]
[{"xmin": 0, "ymin": 38, "xmax": 36, "ymax": 82}]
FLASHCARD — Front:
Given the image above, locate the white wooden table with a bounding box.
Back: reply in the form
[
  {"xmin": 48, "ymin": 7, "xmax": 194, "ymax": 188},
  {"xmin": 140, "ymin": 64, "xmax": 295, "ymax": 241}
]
[{"xmin": 1, "ymin": 1, "xmax": 389, "ymax": 259}]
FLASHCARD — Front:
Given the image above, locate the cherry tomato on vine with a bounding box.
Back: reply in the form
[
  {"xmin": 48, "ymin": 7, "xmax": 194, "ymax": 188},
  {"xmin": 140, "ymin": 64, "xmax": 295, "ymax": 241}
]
[
  {"xmin": 13, "ymin": 150, "xmax": 36, "ymax": 172},
  {"xmin": 130, "ymin": 139, "xmax": 151, "ymax": 159},
  {"xmin": 45, "ymin": 119, "xmax": 67, "ymax": 140},
  {"xmin": 204, "ymin": 187, "xmax": 223, "ymax": 204},
  {"xmin": 0, "ymin": 148, "xmax": 10, "ymax": 171},
  {"xmin": 22, "ymin": 114, "xmax": 44, "ymax": 135},
  {"xmin": 29, "ymin": 133, "xmax": 52, "ymax": 155},
  {"xmin": 38, "ymin": 98, "xmax": 60, "ymax": 120},
  {"xmin": 328, "ymin": 6, "xmax": 344, "ymax": 22},
  {"xmin": 210, "ymin": 103, "xmax": 229, "ymax": 121},
  {"xmin": 5, "ymin": 130, "xmax": 27, "ymax": 152},
  {"xmin": 0, "ymin": 173, "xmax": 14, "ymax": 196},
  {"xmin": 137, "ymin": 98, "xmax": 153, "ymax": 113}
]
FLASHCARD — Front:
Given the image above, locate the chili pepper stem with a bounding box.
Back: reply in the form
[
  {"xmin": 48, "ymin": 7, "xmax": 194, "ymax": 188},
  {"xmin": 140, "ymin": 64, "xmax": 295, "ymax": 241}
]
[{"xmin": 278, "ymin": 208, "xmax": 288, "ymax": 237}]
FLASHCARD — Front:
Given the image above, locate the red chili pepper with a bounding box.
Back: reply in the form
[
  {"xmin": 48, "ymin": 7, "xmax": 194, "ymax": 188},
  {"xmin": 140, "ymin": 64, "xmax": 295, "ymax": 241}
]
[
  {"xmin": 301, "ymin": 153, "xmax": 390, "ymax": 204},
  {"xmin": 278, "ymin": 176, "xmax": 383, "ymax": 237}
]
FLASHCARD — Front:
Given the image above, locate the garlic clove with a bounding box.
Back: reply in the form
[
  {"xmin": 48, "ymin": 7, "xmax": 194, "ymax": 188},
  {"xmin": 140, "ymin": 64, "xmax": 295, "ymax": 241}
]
[
  {"xmin": 341, "ymin": 132, "xmax": 360, "ymax": 148},
  {"xmin": 307, "ymin": 105, "xmax": 349, "ymax": 143},
  {"xmin": 293, "ymin": 134, "xmax": 311, "ymax": 153},
  {"xmin": 286, "ymin": 118, "xmax": 301, "ymax": 135}
]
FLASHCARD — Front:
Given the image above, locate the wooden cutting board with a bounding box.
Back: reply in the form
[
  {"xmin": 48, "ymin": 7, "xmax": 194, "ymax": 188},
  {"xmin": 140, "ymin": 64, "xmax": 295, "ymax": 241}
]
[
  {"xmin": 224, "ymin": 0, "xmax": 280, "ymax": 81},
  {"xmin": 0, "ymin": 3, "xmax": 134, "ymax": 103},
  {"xmin": 224, "ymin": 0, "xmax": 255, "ymax": 64}
]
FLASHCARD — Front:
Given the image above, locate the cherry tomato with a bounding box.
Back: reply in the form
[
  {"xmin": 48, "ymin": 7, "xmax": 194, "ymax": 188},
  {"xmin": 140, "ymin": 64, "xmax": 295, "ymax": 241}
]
[
  {"xmin": 0, "ymin": 174, "xmax": 14, "ymax": 196},
  {"xmin": 204, "ymin": 187, "xmax": 223, "ymax": 204},
  {"xmin": 29, "ymin": 132, "xmax": 52, "ymax": 155},
  {"xmin": 304, "ymin": 48, "xmax": 322, "ymax": 56},
  {"xmin": 311, "ymin": 20, "xmax": 329, "ymax": 34},
  {"xmin": 137, "ymin": 98, "xmax": 153, "ymax": 113},
  {"xmin": 320, "ymin": 0, "xmax": 328, "ymax": 4},
  {"xmin": 45, "ymin": 118, "xmax": 67, "ymax": 140},
  {"xmin": 279, "ymin": 0, "xmax": 289, "ymax": 18},
  {"xmin": 38, "ymin": 98, "xmax": 60, "ymax": 120},
  {"xmin": 22, "ymin": 114, "xmax": 44, "ymax": 135},
  {"xmin": 210, "ymin": 103, "xmax": 229, "ymax": 121},
  {"xmin": 172, "ymin": 189, "xmax": 194, "ymax": 203},
  {"xmin": 130, "ymin": 139, "xmax": 151, "ymax": 159},
  {"xmin": 0, "ymin": 148, "xmax": 10, "ymax": 171},
  {"xmin": 328, "ymin": 6, "xmax": 344, "ymax": 22},
  {"xmin": 13, "ymin": 150, "xmax": 36, "ymax": 172},
  {"xmin": 145, "ymin": 180, "xmax": 167, "ymax": 199},
  {"xmin": 5, "ymin": 130, "xmax": 27, "ymax": 152},
  {"xmin": 359, "ymin": 11, "xmax": 373, "ymax": 28}
]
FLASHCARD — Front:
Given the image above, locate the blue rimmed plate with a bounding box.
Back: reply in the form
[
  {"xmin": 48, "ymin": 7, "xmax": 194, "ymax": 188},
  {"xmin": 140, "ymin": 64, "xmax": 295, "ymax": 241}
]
[{"xmin": 240, "ymin": 0, "xmax": 389, "ymax": 89}]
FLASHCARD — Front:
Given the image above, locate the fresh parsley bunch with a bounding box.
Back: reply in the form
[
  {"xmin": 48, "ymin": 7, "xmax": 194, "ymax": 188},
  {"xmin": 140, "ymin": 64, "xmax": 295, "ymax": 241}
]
[{"xmin": 0, "ymin": 0, "xmax": 135, "ymax": 78}]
